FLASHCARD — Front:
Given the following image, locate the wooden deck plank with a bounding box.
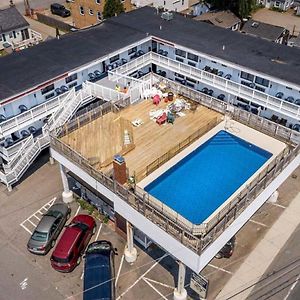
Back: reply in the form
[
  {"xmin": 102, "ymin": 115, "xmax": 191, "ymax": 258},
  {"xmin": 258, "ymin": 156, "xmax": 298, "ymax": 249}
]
[{"xmin": 62, "ymin": 97, "xmax": 222, "ymax": 179}]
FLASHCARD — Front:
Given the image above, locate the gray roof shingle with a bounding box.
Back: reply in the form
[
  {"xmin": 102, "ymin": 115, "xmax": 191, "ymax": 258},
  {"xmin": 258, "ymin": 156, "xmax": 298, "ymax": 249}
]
[
  {"xmin": 1, "ymin": 7, "xmax": 300, "ymax": 101},
  {"xmin": 0, "ymin": 6, "xmax": 29, "ymax": 34}
]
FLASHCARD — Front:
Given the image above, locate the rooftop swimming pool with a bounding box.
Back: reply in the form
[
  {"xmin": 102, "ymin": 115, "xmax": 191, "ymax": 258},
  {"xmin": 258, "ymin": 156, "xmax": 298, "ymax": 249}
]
[{"xmin": 144, "ymin": 130, "xmax": 272, "ymax": 224}]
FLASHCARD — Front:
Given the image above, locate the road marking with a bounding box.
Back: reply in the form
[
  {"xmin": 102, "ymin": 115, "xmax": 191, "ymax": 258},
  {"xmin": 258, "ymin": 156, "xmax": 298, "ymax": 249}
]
[
  {"xmin": 33, "ymin": 215, "xmax": 40, "ymax": 221},
  {"xmin": 284, "ymin": 274, "xmax": 300, "ymax": 300},
  {"xmin": 143, "ymin": 278, "xmax": 169, "ymax": 300},
  {"xmin": 116, "ymin": 253, "xmax": 168, "ymax": 300},
  {"xmin": 95, "ymin": 223, "xmax": 102, "ymax": 241},
  {"xmin": 143, "ymin": 277, "xmax": 174, "ymax": 289},
  {"xmin": 271, "ymin": 202, "xmax": 286, "ymax": 209},
  {"xmin": 75, "ymin": 205, "xmax": 81, "ymax": 217},
  {"xmin": 115, "ymin": 254, "xmax": 124, "ymax": 287},
  {"xmin": 19, "ymin": 278, "xmax": 28, "ymax": 290},
  {"xmin": 20, "ymin": 224, "xmax": 32, "ymax": 235},
  {"xmin": 208, "ymin": 264, "xmax": 232, "ymax": 274},
  {"xmin": 249, "ymin": 219, "xmax": 268, "ymax": 227},
  {"xmin": 20, "ymin": 197, "xmax": 57, "ymax": 235},
  {"xmin": 27, "ymin": 219, "xmax": 37, "ymax": 227}
]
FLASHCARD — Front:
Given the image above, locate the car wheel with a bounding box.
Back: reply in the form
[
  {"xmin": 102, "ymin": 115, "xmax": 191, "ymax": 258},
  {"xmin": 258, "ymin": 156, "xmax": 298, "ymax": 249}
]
[
  {"xmin": 51, "ymin": 240, "xmax": 56, "ymax": 248},
  {"xmin": 77, "ymin": 257, "xmax": 81, "ymax": 265},
  {"xmin": 92, "ymin": 225, "xmax": 96, "ymax": 235}
]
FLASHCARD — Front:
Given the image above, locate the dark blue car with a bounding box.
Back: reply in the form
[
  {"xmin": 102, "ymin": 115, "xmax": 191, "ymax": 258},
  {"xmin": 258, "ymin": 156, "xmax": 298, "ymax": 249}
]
[{"xmin": 83, "ymin": 241, "xmax": 116, "ymax": 300}]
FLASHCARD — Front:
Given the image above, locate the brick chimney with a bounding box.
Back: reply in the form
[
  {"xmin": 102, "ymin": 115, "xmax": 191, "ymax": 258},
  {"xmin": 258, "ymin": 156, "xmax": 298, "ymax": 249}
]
[{"xmin": 113, "ymin": 155, "xmax": 127, "ymax": 185}]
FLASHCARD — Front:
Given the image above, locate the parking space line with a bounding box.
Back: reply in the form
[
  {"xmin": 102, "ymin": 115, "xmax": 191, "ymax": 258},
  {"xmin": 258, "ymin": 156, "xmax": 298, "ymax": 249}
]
[
  {"xmin": 27, "ymin": 219, "xmax": 37, "ymax": 227},
  {"xmin": 143, "ymin": 278, "xmax": 169, "ymax": 300},
  {"xmin": 116, "ymin": 253, "xmax": 168, "ymax": 300},
  {"xmin": 143, "ymin": 277, "xmax": 174, "ymax": 289},
  {"xmin": 75, "ymin": 205, "xmax": 81, "ymax": 217},
  {"xmin": 20, "ymin": 224, "xmax": 32, "ymax": 235},
  {"xmin": 208, "ymin": 264, "xmax": 232, "ymax": 274},
  {"xmin": 115, "ymin": 254, "xmax": 124, "ymax": 287},
  {"xmin": 20, "ymin": 197, "xmax": 57, "ymax": 235},
  {"xmin": 271, "ymin": 202, "xmax": 286, "ymax": 209},
  {"xmin": 33, "ymin": 215, "xmax": 40, "ymax": 221},
  {"xmin": 94, "ymin": 223, "xmax": 102, "ymax": 242},
  {"xmin": 249, "ymin": 219, "xmax": 269, "ymax": 227}
]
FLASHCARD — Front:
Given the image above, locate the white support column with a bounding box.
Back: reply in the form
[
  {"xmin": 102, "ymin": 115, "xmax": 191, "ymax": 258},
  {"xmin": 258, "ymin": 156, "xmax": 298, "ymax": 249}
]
[
  {"xmin": 60, "ymin": 164, "xmax": 73, "ymax": 203},
  {"xmin": 49, "ymin": 156, "xmax": 55, "ymax": 165},
  {"xmin": 124, "ymin": 221, "xmax": 137, "ymax": 263},
  {"xmin": 173, "ymin": 261, "xmax": 187, "ymax": 300}
]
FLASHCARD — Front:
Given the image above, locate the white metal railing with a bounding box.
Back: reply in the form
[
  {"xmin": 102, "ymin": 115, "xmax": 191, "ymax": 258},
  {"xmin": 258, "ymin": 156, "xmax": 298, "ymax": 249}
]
[
  {"xmin": 0, "ymin": 136, "xmax": 31, "ymax": 160},
  {"xmin": 0, "ymin": 85, "xmax": 94, "ymax": 188},
  {"xmin": 113, "ymin": 52, "xmax": 300, "ymax": 120},
  {"xmin": 0, "ymin": 92, "xmax": 69, "ymax": 138},
  {"xmin": 12, "ymin": 29, "xmax": 43, "ymax": 50}
]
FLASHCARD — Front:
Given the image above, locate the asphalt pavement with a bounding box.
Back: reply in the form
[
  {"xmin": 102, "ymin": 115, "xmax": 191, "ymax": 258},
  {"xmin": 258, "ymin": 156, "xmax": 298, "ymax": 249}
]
[{"xmin": 0, "ymin": 0, "xmax": 66, "ymax": 13}]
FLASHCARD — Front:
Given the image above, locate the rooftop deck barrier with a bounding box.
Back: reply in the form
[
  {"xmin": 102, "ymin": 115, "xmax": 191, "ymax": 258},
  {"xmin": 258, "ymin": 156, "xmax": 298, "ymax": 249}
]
[{"xmin": 51, "ymin": 76, "xmax": 300, "ymax": 254}]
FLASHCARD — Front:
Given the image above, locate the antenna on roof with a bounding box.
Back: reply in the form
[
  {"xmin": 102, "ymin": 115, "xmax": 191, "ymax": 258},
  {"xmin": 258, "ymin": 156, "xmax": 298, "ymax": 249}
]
[{"xmin": 222, "ymin": 45, "xmax": 225, "ymax": 51}]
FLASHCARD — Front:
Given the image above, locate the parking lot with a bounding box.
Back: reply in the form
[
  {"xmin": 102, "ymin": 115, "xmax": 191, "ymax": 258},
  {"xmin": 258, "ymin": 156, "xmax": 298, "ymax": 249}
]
[{"xmin": 0, "ymin": 150, "xmax": 299, "ymax": 300}]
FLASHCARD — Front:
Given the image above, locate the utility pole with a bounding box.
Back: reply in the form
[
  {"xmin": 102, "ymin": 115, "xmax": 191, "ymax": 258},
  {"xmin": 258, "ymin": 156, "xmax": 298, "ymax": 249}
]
[{"xmin": 24, "ymin": 0, "xmax": 32, "ymax": 17}]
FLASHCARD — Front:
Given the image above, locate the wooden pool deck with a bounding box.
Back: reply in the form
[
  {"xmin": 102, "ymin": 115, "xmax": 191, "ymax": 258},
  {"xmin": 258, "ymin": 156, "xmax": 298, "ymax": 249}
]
[{"xmin": 61, "ymin": 98, "xmax": 222, "ymax": 179}]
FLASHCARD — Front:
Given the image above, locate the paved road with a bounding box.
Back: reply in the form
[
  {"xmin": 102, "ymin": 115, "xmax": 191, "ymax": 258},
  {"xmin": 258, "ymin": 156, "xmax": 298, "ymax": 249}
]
[
  {"xmin": 246, "ymin": 222, "xmax": 300, "ymax": 300},
  {"xmin": 0, "ymin": 0, "xmax": 66, "ymax": 13}
]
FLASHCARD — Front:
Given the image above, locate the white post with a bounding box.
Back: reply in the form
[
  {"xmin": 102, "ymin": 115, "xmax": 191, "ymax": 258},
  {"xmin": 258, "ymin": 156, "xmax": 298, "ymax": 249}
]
[
  {"xmin": 49, "ymin": 156, "xmax": 55, "ymax": 165},
  {"xmin": 60, "ymin": 164, "xmax": 73, "ymax": 203},
  {"xmin": 124, "ymin": 221, "xmax": 137, "ymax": 263},
  {"xmin": 173, "ymin": 261, "xmax": 187, "ymax": 300}
]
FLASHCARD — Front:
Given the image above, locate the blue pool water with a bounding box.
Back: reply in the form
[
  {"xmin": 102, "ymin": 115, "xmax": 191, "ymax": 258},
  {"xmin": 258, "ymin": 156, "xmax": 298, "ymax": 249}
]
[{"xmin": 145, "ymin": 130, "xmax": 272, "ymax": 224}]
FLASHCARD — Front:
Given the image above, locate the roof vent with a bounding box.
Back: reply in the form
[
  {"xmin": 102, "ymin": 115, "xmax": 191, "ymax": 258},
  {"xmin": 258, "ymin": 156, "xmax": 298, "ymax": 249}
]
[
  {"xmin": 251, "ymin": 22, "xmax": 259, "ymax": 28},
  {"xmin": 161, "ymin": 12, "xmax": 174, "ymax": 21}
]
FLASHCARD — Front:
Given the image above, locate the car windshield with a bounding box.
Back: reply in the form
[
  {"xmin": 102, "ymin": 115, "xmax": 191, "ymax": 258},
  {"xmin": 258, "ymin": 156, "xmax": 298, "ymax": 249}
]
[
  {"xmin": 45, "ymin": 210, "xmax": 62, "ymax": 218},
  {"xmin": 87, "ymin": 243, "xmax": 111, "ymax": 254},
  {"xmin": 70, "ymin": 222, "xmax": 89, "ymax": 231},
  {"xmin": 31, "ymin": 230, "xmax": 48, "ymax": 242}
]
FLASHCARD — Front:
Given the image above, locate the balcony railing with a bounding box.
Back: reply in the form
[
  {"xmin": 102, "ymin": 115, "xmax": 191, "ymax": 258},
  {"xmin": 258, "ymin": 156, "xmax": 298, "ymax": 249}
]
[{"xmin": 51, "ymin": 77, "xmax": 300, "ymax": 253}]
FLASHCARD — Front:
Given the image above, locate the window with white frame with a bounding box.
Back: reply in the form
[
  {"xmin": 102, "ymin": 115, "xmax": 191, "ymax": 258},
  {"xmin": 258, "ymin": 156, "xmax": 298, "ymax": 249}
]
[
  {"xmin": 97, "ymin": 11, "xmax": 102, "ymax": 21},
  {"xmin": 96, "ymin": 0, "xmax": 100, "ymax": 3},
  {"xmin": 89, "ymin": 8, "xmax": 94, "ymax": 15},
  {"xmin": 79, "ymin": 6, "xmax": 84, "ymax": 15}
]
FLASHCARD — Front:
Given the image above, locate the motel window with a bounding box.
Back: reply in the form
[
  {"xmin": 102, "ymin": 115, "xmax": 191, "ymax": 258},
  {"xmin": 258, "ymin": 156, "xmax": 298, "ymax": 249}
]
[
  {"xmin": 175, "ymin": 48, "xmax": 186, "ymax": 58},
  {"xmin": 188, "ymin": 61, "xmax": 196, "ymax": 67},
  {"xmin": 97, "ymin": 11, "xmax": 102, "ymax": 21},
  {"xmin": 175, "ymin": 57, "xmax": 184, "ymax": 62},
  {"xmin": 186, "ymin": 77, "xmax": 197, "ymax": 84},
  {"xmin": 45, "ymin": 92, "xmax": 55, "ymax": 99},
  {"xmin": 89, "ymin": 9, "xmax": 94, "ymax": 15},
  {"xmin": 0, "ymin": 36, "xmax": 2, "ymax": 41},
  {"xmin": 79, "ymin": 6, "xmax": 84, "ymax": 15},
  {"xmin": 68, "ymin": 82, "xmax": 77, "ymax": 89},
  {"xmin": 9, "ymin": 32, "xmax": 13, "ymax": 38},
  {"xmin": 128, "ymin": 46, "xmax": 137, "ymax": 55},
  {"xmin": 96, "ymin": 0, "xmax": 100, "ymax": 3},
  {"xmin": 255, "ymin": 86, "xmax": 265, "ymax": 93},
  {"xmin": 240, "ymin": 71, "xmax": 254, "ymax": 82},
  {"xmin": 41, "ymin": 84, "xmax": 54, "ymax": 95},
  {"xmin": 109, "ymin": 54, "xmax": 119, "ymax": 63},
  {"xmin": 182, "ymin": 0, "xmax": 184, "ymax": 5},
  {"xmin": 174, "ymin": 73, "xmax": 184, "ymax": 78},
  {"xmin": 255, "ymin": 76, "xmax": 269, "ymax": 87},
  {"xmin": 65, "ymin": 73, "xmax": 78, "ymax": 84},
  {"xmin": 286, "ymin": 86, "xmax": 292, "ymax": 90},
  {"xmin": 187, "ymin": 52, "xmax": 198, "ymax": 62}
]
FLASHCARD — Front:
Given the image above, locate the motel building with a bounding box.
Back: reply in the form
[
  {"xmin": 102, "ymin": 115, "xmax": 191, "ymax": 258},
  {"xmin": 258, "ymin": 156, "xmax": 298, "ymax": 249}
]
[{"xmin": 1, "ymin": 7, "xmax": 300, "ymax": 298}]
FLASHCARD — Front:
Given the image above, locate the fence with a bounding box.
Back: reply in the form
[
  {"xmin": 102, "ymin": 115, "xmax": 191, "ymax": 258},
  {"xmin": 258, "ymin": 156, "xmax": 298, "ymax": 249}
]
[
  {"xmin": 50, "ymin": 76, "xmax": 300, "ymax": 254},
  {"xmin": 135, "ymin": 116, "xmax": 219, "ymax": 182},
  {"xmin": 36, "ymin": 13, "xmax": 75, "ymax": 32}
]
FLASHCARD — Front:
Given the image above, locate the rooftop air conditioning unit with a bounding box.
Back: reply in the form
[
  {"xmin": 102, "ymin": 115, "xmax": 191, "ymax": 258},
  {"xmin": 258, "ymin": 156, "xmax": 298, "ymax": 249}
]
[{"xmin": 161, "ymin": 12, "xmax": 174, "ymax": 21}]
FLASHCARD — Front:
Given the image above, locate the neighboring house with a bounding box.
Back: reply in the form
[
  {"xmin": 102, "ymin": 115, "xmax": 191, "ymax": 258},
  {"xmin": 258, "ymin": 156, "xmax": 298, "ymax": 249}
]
[
  {"xmin": 194, "ymin": 10, "xmax": 241, "ymax": 31},
  {"xmin": 288, "ymin": 34, "xmax": 300, "ymax": 47},
  {"xmin": 191, "ymin": 1, "xmax": 211, "ymax": 16},
  {"xmin": 70, "ymin": 0, "xmax": 132, "ymax": 28},
  {"xmin": 241, "ymin": 20, "xmax": 289, "ymax": 44},
  {"xmin": 0, "ymin": 6, "xmax": 41, "ymax": 51},
  {"xmin": 257, "ymin": 0, "xmax": 294, "ymax": 11}
]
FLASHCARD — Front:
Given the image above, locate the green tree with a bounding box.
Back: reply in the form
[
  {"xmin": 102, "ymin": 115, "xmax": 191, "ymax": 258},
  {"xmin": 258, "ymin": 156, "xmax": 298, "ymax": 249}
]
[{"xmin": 103, "ymin": 0, "xmax": 124, "ymax": 19}]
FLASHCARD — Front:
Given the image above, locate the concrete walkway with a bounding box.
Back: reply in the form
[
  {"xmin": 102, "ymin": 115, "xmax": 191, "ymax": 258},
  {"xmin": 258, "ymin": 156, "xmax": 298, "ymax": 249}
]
[{"xmin": 216, "ymin": 191, "xmax": 300, "ymax": 299}]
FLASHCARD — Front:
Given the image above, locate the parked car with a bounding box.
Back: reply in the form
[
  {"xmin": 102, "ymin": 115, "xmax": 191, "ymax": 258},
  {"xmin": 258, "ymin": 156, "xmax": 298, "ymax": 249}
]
[
  {"xmin": 215, "ymin": 237, "xmax": 235, "ymax": 259},
  {"xmin": 50, "ymin": 214, "xmax": 96, "ymax": 272},
  {"xmin": 83, "ymin": 241, "xmax": 117, "ymax": 300},
  {"xmin": 27, "ymin": 203, "xmax": 71, "ymax": 255},
  {"xmin": 50, "ymin": 3, "xmax": 71, "ymax": 18}
]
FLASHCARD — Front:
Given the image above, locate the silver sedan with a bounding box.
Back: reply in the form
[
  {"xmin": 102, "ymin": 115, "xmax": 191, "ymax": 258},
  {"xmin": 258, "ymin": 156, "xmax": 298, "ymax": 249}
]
[{"xmin": 27, "ymin": 202, "xmax": 71, "ymax": 255}]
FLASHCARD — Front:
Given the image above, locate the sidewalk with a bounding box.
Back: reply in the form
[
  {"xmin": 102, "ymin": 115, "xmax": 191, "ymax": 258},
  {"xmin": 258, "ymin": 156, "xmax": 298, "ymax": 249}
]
[{"xmin": 216, "ymin": 190, "xmax": 300, "ymax": 299}]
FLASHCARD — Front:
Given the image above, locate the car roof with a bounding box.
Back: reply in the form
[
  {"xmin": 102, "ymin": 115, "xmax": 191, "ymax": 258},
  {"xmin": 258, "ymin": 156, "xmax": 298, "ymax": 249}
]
[
  {"xmin": 35, "ymin": 215, "xmax": 56, "ymax": 233},
  {"xmin": 52, "ymin": 226, "xmax": 82, "ymax": 258}
]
